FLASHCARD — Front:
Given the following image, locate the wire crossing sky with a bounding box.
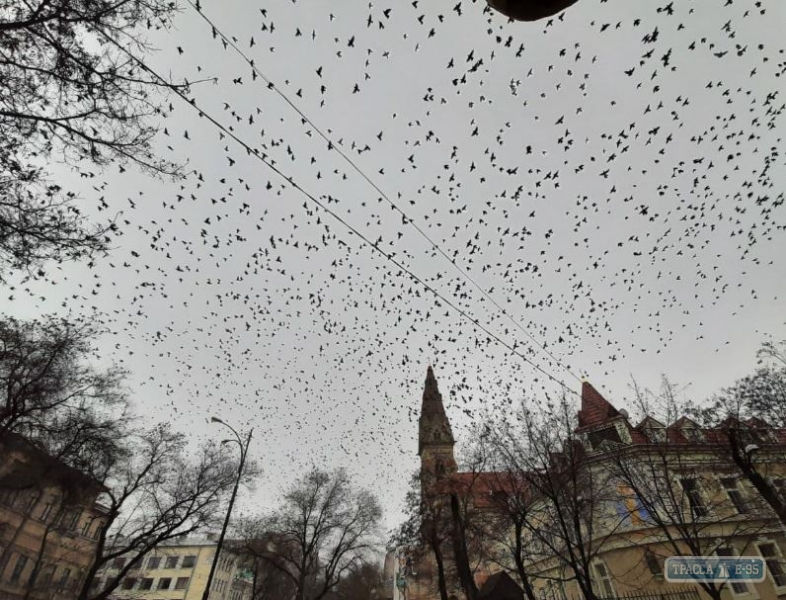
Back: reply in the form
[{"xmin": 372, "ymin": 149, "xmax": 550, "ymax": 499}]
[{"xmin": 4, "ymin": 0, "xmax": 785, "ymax": 523}]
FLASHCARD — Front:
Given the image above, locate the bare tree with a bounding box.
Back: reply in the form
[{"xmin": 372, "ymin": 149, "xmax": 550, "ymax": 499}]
[
  {"xmin": 1, "ymin": 315, "xmax": 256, "ymax": 600},
  {"xmin": 608, "ymin": 431, "xmax": 775, "ymax": 600},
  {"xmin": 484, "ymin": 398, "xmax": 621, "ymax": 600},
  {"xmin": 0, "ymin": 314, "xmax": 131, "ymax": 494},
  {"xmin": 462, "ymin": 426, "xmax": 538, "ymax": 600},
  {"xmin": 0, "ymin": 0, "xmax": 186, "ymax": 277},
  {"xmin": 389, "ymin": 471, "xmax": 452, "ymax": 600},
  {"xmin": 240, "ymin": 468, "xmax": 382, "ymax": 600},
  {"xmin": 720, "ymin": 341, "xmax": 786, "ymax": 428},
  {"xmin": 0, "ymin": 316, "xmax": 126, "ymax": 437},
  {"xmin": 232, "ymin": 524, "xmax": 298, "ymax": 600},
  {"xmin": 0, "ymin": 158, "xmax": 113, "ymax": 282},
  {"xmin": 699, "ymin": 345, "xmax": 786, "ymax": 527},
  {"xmin": 333, "ymin": 561, "xmax": 384, "ymax": 600},
  {"xmin": 78, "ymin": 425, "xmax": 253, "ymax": 600},
  {"xmin": 630, "ymin": 353, "xmax": 786, "ymax": 528}
]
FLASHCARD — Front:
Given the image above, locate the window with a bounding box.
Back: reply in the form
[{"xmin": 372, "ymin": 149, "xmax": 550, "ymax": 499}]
[
  {"xmin": 39, "ymin": 496, "xmax": 58, "ymax": 521},
  {"xmin": 491, "ymin": 490, "xmax": 509, "ymax": 507},
  {"xmin": 759, "ymin": 543, "xmax": 786, "ymax": 588},
  {"xmin": 616, "ymin": 483, "xmax": 652, "ymax": 526},
  {"xmin": 165, "ymin": 556, "xmax": 179, "ymax": 569},
  {"xmin": 588, "ymin": 426, "xmax": 622, "ymax": 450},
  {"xmin": 61, "ymin": 508, "xmax": 82, "ymax": 531},
  {"xmin": 681, "ymin": 478, "xmax": 708, "ymax": 518},
  {"xmin": 682, "ymin": 426, "xmax": 704, "ymax": 442},
  {"xmin": 23, "ymin": 490, "xmax": 40, "ymax": 513},
  {"xmin": 644, "ymin": 550, "xmax": 662, "ymax": 577},
  {"xmin": 148, "ymin": 556, "xmax": 162, "ymax": 569},
  {"xmin": 593, "ymin": 562, "xmax": 615, "ymax": 598},
  {"xmin": 121, "ymin": 577, "xmax": 137, "ymax": 590},
  {"xmin": 543, "ymin": 580, "xmax": 567, "ymax": 600},
  {"xmin": 139, "ymin": 578, "xmax": 154, "ymax": 590},
  {"xmin": 721, "ymin": 478, "xmax": 749, "ymax": 514},
  {"xmin": 158, "ymin": 578, "xmax": 172, "ymax": 590},
  {"xmin": 717, "ymin": 548, "xmax": 749, "ymax": 594},
  {"xmin": 0, "ymin": 487, "xmax": 19, "ymax": 507},
  {"xmin": 59, "ymin": 568, "xmax": 72, "ymax": 590},
  {"xmin": 81, "ymin": 517, "xmax": 94, "ymax": 537},
  {"xmin": 644, "ymin": 425, "xmax": 666, "ymax": 443},
  {"xmin": 182, "ymin": 555, "xmax": 197, "ymax": 568},
  {"xmin": 175, "ymin": 577, "xmax": 190, "ymax": 590},
  {"xmin": 28, "ymin": 564, "xmax": 41, "ymax": 587},
  {"xmin": 129, "ymin": 556, "xmax": 143, "ymax": 570},
  {"xmin": 93, "ymin": 522, "xmax": 104, "ymax": 540},
  {"xmin": 112, "ymin": 557, "xmax": 127, "ymax": 570},
  {"xmin": 9, "ymin": 554, "xmax": 29, "ymax": 584}
]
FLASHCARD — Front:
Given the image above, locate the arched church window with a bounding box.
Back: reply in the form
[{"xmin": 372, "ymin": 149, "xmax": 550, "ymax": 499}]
[{"xmin": 435, "ymin": 459, "xmax": 446, "ymax": 479}]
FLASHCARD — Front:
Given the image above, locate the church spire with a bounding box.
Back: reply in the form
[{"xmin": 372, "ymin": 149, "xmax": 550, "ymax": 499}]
[{"xmin": 418, "ymin": 366, "xmax": 455, "ymax": 456}]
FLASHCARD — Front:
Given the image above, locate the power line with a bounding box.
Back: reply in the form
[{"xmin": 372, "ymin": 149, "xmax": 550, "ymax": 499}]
[
  {"xmin": 104, "ymin": 34, "xmax": 580, "ymax": 398},
  {"xmin": 184, "ymin": 1, "xmax": 583, "ymax": 385}
]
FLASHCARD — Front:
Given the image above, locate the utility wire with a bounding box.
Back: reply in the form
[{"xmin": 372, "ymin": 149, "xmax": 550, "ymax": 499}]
[
  {"xmin": 104, "ymin": 34, "xmax": 580, "ymax": 398},
  {"xmin": 185, "ymin": 1, "xmax": 583, "ymax": 385}
]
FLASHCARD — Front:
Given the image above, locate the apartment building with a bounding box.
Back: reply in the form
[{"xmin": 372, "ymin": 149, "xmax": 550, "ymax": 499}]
[
  {"xmin": 95, "ymin": 536, "xmax": 251, "ymax": 600},
  {"xmin": 0, "ymin": 432, "xmax": 108, "ymax": 600}
]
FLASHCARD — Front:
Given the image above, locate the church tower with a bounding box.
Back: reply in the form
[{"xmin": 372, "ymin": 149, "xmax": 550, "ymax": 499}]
[{"xmin": 418, "ymin": 366, "xmax": 457, "ymax": 484}]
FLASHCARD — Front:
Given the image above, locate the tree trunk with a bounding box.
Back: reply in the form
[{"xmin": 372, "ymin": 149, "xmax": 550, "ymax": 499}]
[
  {"xmin": 429, "ymin": 538, "xmax": 450, "ymax": 600},
  {"xmin": 77, "ymin": 506, "xmax": 117, "ymax": 600},
  {"xmin": 513, "ymin": 522, "xmax": 538, "ymax": 600},
  {"xmin": 701, "ymin": 584, "xmax": 723, "ymax": 600},
  {"xmin": 729, "ymin": 429, "xmax": 786, "ymax": 527},
  {"xmin": 450, "ymin": 493, "xmax": 478, "ymax": 600},
  {"xmin": 23, "ymin": 520, "xmax": 56, "ymax": 600},
  {"xmin": 295, "ymin": 569, "xmax": 306, "ymax": 600}
]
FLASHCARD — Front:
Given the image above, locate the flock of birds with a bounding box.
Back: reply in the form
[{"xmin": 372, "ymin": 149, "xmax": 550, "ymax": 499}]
[{"xmin": 6, "ymin": 0, "xmax": 785, "ymax": 514}]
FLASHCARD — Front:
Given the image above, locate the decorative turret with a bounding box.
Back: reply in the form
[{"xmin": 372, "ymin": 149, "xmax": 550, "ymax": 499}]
[{"xmin": 418, "ymin": 366, "xmax": 457, "ymax": 481}]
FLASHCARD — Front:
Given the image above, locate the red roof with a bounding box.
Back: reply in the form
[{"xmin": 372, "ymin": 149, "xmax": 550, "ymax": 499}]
[
  {"xmin": 432, "ymin": 471, "xmax": 530, "ymax": 508},
  {"xmin": 577, "ymin": 381, "xmax": 621, "ymax": 429}
]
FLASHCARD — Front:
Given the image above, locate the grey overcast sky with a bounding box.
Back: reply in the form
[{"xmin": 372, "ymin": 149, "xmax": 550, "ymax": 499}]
[{"xmin": 4, "ymin": 0, "xmax": 785, "ymax": 526}]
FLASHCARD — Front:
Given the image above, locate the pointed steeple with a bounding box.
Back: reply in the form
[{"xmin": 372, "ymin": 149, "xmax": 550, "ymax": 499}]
[
  {"xmin": 577, "ymin": 380, "xmax": 621, "ymax": 429},
  {"xmin": 418, "ymin": 366, "xmax": 455, "ymax": 455}
]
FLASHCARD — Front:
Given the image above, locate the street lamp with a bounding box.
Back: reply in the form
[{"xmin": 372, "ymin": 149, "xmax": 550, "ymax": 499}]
[
  {"xmin": 395, "ymin": 550, "xmax": 414, "ymax": 600},
  {"xmin": 202, "ymin": 417, "xmax": 254, "ymax": 600}
]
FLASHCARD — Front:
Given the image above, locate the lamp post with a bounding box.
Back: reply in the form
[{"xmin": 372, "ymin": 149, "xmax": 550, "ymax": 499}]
[
  {"xmin": 395, "ymin": 550, "xmax": 413, "ymax": 600},
  {"xmin": 202, "ymin": 417, "xmax": 253, "ymax": 600}
]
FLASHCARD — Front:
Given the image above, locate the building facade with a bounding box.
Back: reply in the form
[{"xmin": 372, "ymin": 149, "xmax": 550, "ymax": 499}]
[
  {"xmin": 94, "ymin": 536, "xmax": 251, "ymax": 600},
  {"xmin": 404, "ymin": 368, "xmax": 786, "ymax": 600},
  {"xmin": 0, "ymin": 432, "xmax": 108, "ymax": 600}
]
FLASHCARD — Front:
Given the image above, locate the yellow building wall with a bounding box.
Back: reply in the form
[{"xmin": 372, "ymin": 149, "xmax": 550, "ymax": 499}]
[{"xmin": 102, "ymin": 541, "xmax": 244, "ymax": 600}]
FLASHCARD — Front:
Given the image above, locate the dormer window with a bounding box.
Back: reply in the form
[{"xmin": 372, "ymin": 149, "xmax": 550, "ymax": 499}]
[
  {"xmin": 682, "ymin": 426, "xmax": 704, "ymax": 443},
  {"xmin": 588, "ymin": 425, "xmax": 622, "ymax": 450},
  {"xmin": 645, "ymin": 425, "xmax": 666, "ymax": 443}
]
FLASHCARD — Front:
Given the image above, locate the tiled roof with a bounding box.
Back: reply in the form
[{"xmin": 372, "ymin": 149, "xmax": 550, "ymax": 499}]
[
  {"xmin": 431, "ymin": 471, "xmax": 530, "ymax": 508},
  {"xmin": 576, "ymin": 381, "xmax": 620, "ymax": 429}
]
